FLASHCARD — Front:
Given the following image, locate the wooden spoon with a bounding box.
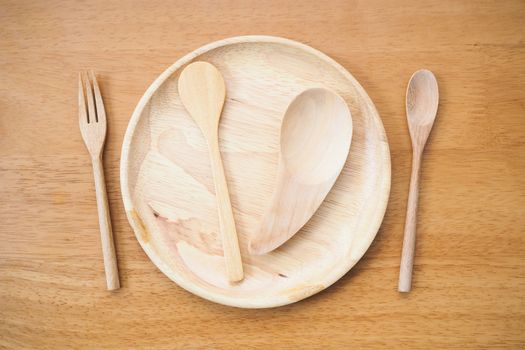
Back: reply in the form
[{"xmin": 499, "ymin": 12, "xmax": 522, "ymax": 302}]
[
  {"xmin": 249, "ymin": 88, "xmax": 353, "ymax": 255},
  {"xmin": 398, "ymin": 69, "xmax": 439, "ymax": 292},
  {"xmin": 178, "ymin": 61, "xmax": 243, "ymax": 282}
]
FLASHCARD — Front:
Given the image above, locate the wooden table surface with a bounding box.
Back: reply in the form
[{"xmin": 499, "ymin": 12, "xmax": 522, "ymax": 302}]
[{"xmin": 1, "ymin": 0, "xmax": 524, "ymax": 348}]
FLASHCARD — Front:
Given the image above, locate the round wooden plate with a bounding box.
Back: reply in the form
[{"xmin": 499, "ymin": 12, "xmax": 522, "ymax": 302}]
[{"xmin": 120, "ymin": 36, "xmax": 391, "ymax": 308}]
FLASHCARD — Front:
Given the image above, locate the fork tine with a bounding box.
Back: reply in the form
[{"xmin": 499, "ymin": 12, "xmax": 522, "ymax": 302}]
[
  {"xmin": 83, "ymin": 71, "xmax": 96, "ymax": 123},
  {"xmin": 90, "ymin": 70, "xmax": 106, "ymax": 124},
  {"xmin": 78, "ymin": 73, "xmax": 88, "ymax": 125}
]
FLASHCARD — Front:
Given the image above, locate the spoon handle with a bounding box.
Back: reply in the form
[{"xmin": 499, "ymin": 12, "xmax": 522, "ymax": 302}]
[
  {"xmin": 398, "ymin": 149, "xmax": 422, "ymax": 292},
  {"xmin": 208, "ymin": 140, "xmax": 244, "ymax": 282}
]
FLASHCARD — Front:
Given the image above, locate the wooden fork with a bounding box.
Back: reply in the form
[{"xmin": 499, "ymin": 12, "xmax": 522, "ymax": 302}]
[{"xmin": 78, "ymin": 71, "xmax": 120, "ymax": 291}]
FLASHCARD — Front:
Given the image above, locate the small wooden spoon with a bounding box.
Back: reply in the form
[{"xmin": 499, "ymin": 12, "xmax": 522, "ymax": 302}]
[
  {"xmin": 178, "ymin": 61, "xmax": 243, "ymax": 282},
  {"xmin": 249, "ymin": 88, "xmax": 353, "ymax": 255},
  {"xmin": 398, "ymin": 69, "xmax": 439, "ymax": 292}
]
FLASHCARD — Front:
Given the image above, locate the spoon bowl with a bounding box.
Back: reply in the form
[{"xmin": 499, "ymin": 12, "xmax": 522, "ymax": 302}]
[
  {"xmin": 249, "ymin": 88, "xmax": 353, "ymax": 255},
  {"xmin": 281, "ymin": 88, "xmax": 353, "ymax": 184},
  {"xmin": 406, "ymin": 69, "xmax": 439, "ymax": 146}
]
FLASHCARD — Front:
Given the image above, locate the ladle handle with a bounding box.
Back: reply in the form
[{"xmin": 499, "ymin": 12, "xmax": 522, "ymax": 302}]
[
  {"xmin": 398, "ymin": 148, "xmax": 422, "ymax": 292},
  {"xmin": 209, "ymin": 139, "xmax": 244, "ymax": 282}
]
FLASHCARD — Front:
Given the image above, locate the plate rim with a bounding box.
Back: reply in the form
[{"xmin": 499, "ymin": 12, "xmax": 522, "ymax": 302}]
[{"xmin": 120, "ymin": 35, "xmax": 391, "ymax": 308}]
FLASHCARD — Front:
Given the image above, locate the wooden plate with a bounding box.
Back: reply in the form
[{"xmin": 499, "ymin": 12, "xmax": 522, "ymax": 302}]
[{"xmin": 120, "ymin": 36, "xmax": 391, "ymax": 308}]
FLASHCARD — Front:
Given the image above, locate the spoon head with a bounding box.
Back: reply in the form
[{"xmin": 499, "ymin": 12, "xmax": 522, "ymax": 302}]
[
  {"xmin": 406, "ymin": 69, "xmax": 439, "ymax": 143},
  {"xmin": 248, "ymin": 88, "xmax": 352, "ymax": 255},
  {"xmin": 280, "ymin": 88, "xmax": 352, "ymax": 185},
  {"xmin": 178, "ymin": 61, "xmax": 226, "ymax": 134}
]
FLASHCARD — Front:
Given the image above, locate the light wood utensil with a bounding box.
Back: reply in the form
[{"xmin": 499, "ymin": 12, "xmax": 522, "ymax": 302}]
[
  {"xmin": 121, "ymin": 36, "xmax": 390, "ymax": 308},
  {"xmin": 398, "ymin": 69, "xmax": 439, "ymax": 292},
  {"xmin": 248, "ymin": 88, "xmax": 353, "ymax": 255},
  {"xmin": 177, "ymin": 61, "xmax": 244, "ymax": 282},
  {"xmin": 78, "ymin": 71, "xmax": 120, "ymax": 291}
]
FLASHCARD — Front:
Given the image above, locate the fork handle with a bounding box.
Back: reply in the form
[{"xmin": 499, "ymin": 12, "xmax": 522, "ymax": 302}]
[{"xmin": 91, "ymin": 157, "xmax": 120, "ymax": 290}]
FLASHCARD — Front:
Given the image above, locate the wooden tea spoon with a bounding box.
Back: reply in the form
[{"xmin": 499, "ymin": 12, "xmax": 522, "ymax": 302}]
[
  {"xmin": 398, "ymin": 69, "xmax": 439, "ymax": 292},
  {"xmin": 178, "ymin": 61, "xmax": 243, "ymax": 282},
  {"xmin": 249, "ymin": 88, "xmax": 353, "ymax": 255}
]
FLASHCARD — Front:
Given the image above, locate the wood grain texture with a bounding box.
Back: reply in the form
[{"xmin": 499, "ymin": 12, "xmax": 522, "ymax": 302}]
[
  {"xmin": 0, "ymin": 0, "xmax": 524, "ymax": 348},
  {"xmin": 120, "ymin": 37, "xmax": 387, "ymax": 308}
]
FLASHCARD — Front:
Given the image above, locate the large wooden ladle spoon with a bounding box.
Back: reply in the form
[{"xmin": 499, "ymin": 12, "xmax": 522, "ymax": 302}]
[{"xmin": 249, "ymin": 88, "xmax": 353, "ymax": 255}]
